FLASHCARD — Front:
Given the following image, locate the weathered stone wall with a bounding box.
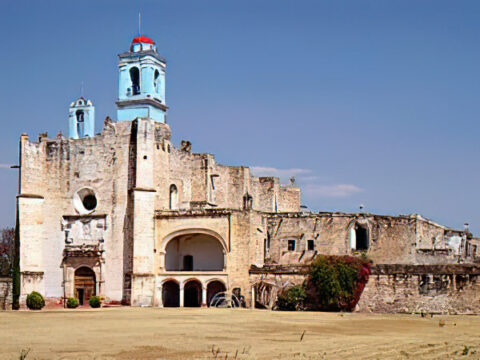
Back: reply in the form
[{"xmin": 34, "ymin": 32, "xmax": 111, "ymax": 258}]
[
  {"xmin": 358, "ymin": 265, "xmax": 480, "ymax": 314},
  {"xmin": 265, "ymin": 213, "xmax": 472, "ymax": 266},
  {"xmin": 250, "ymin": 264, "xmax": 480, "ymax": 313},
  {"xmin": 0, "ymin": 277, "xmax": 12, "ymax": 310},
  {"xmin": 18, "ymin": 121, "xmax": 133, "ymax": 303}
]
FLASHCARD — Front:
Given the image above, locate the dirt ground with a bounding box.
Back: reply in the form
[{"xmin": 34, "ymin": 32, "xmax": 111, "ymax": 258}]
[{"xmin": 1, "ymin": 308, "xmax": 480, "ymax": 359}]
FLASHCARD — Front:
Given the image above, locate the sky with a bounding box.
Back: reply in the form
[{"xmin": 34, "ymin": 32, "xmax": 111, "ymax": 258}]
[{"xmin": 0, "ymin": 0, "xmax": 479, "ymax": 234}]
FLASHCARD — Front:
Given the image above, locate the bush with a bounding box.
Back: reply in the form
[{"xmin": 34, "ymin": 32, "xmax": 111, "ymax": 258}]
[
  {"xmin": 26, "ymin": 291, "xmax": 45, "ymax": 310},
  {"xmin": 276, "ymin": 285, "xmax": 307, "ymax": 311},
  {"xmin": 89, "ymin": 295, "xmax": 101, "ymax": 308},
  {"xmin": 66, "ymin": 297, "xmax": 79, "ymax": 309},
  {"xmin": 307, "ymin": 255, "xmax": 371, "ymax": 311}
]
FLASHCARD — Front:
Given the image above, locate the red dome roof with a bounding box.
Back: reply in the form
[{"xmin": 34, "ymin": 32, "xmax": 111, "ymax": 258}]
[{"xmin": 132, "ymin": 36, "xmax": 155, "ymax": 45}]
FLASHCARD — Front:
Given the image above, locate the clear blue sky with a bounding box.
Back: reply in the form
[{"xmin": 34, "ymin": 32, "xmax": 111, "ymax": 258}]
[{"xmin": 1, "ymin": 0, "xmax": 479, "ymax": 234}]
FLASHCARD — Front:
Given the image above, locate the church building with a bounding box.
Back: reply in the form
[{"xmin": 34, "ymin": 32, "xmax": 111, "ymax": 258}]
[{"xmin": 16, "ymin": 35, "xmax": 480, "ymax": 312}]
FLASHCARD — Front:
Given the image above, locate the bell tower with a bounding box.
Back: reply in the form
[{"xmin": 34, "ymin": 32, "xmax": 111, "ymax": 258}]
[
  {"xmin": 116, "ymin": 35, "xmax": 167, "ymax": 122},
  {"xmin": 68, "ymin": 97, "xmax": 95, "ymax": 139}
]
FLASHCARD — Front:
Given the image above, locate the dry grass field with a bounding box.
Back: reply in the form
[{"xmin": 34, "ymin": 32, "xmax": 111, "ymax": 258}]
[{"xmin": 0, "ymin": 308, "xmax": 480, "ymax": 359}]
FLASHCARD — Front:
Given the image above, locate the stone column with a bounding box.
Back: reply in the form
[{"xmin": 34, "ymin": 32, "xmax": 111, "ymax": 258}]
[
  {"xmin": 251, "ymin": 286, "xmax": 255, "ymax": 309},
  {"xmin": 159, "ymin": 251, "xmax": 166, "ymax": 270},
  {"xmin": 158, "ymin": 283, "xmax": 163, "ymax": 308},
  {"xmin": 202, "ymin": 285, "xmax": 207, "ymax": 307},
  {"xmin": 179, "ymin": 284, "xmax": 184, "ymax": 307}
]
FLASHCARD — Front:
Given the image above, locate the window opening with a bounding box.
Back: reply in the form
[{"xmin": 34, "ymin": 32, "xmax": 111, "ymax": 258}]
[
  {"xmin": 169, "ymin": 184, "xmax": 178, "ymax": 210},
  {"xmin": 307, "ymin": 239, "xmax": 315, "ymax": 251},
  {"xmin": 129, "ymin": 67, "xmax": 140, "ymax": 95},
  {"xmin": 287, "ymin": 240, "xmax": 296, "ymax": 251}
]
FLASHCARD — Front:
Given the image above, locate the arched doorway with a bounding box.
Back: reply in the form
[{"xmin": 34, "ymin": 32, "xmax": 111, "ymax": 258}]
[
  {"xmin": 184, "ymin": 280, "xmax": 202, "ymax": 307},
  {"xmin": 162, "ymin": 280, "xmax": 180, "ymax": 307},
  {"xmin": 207, "ymin": 280, "xmax": 226, "ymax": 306},
  {"xmin": 355, "ymin": 225, "xmax": 369, "ymax": 250},
  {"xmin": 74, "ymin": 267, "xmax": 96, "ymax": 306}
]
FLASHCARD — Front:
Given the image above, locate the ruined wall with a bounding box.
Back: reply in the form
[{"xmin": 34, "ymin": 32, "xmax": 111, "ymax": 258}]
[
  {"xmin": 0, "ymin": 277, "xmax": 12, "ymax": 310},
  {"xmin": 266, "ymin": 213, "xmax": 473, "ymax": 266},
  {"xmin": 358, "ymin": 265, "xmax": 480, "ymax": 314},
  {"xmin": 152, "ymin": 138, "xmax": 300, "ymax": 214}
]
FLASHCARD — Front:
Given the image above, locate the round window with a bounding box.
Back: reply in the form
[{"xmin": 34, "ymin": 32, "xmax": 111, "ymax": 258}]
[{"xmin": 73, "ymin": 187, "xmax": 98, "ymax": 214}]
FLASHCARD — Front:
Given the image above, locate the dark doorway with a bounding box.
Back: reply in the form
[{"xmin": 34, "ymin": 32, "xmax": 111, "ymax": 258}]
[
  {"xmin": 74, "ymin": 267, "xmax": 96, "ymax": 306},
  {"xmin": 355, "ymin": 225, "xmax": 369, "ymax": 250},
  {"xmin": 129, "ymin": 67, "xmax": 140, "ymax": 95},
  {"xmin": 162, "ymin": 280, "xmax": 180, "ymax": 307},
  {"xmin": 183, "ymin": 255, "xmax": 193, "ymax": 271},
  {"xmin": 207, "ymin": 281, "xmax": 226, "ymax": 306},
  {"xmin": 184, "ymin": 280, "xmax": 202, "ymax": 307}
]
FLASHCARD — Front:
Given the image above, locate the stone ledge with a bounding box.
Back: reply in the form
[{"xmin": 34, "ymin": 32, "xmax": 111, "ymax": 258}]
[
  {"xmin": 156, "ymin": 208, "xmax": 233, "ymax": 218},
  {"xmin": 17, "ymin": 193, "xmax": 44, "ymax": 199}
]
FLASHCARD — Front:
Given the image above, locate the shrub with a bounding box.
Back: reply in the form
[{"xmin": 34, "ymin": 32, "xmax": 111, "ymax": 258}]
[
  {"xmin": 89, "ymin": 295, "xmax": 101, "ymax": 308},
  {"xmin": 26, "ymin": 291, "xmax": 45, "ymax": 310},
  {"xmin": 276, "ymin": 285, "xmax": 307, "ymax": 311},
  {"xmin": 307, "ymin": 255, "xmax": 371, "ymax": 311},
  {"xmin": 66, "ymin": 297, "xmax": 79, "ymax": 309}
]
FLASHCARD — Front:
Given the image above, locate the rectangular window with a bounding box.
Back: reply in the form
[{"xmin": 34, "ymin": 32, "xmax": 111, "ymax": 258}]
[
  {"xmin": 287, "ymin": 240, "xmax": 296, "ymax": 251},
  {"xmin": 307, "ymin": 239, "xmax": 315, "ymax": 251}
]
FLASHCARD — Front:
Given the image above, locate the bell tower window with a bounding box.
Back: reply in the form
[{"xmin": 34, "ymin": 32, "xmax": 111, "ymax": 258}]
[
  {"xmin": 76, "ymin": 110, "xmax": 84, "ymax": 137},
  {"xmin": 154, "ymin": 70, "xmax": 160, "ymax": 94},
  {"xmin": 129, "ymin": 67, "xmax": 140, "ymax": 95}
]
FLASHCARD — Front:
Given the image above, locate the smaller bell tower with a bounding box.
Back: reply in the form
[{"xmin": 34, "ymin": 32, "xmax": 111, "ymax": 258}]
[{"xmin": 68, "ymin": 97, "xmax": 95, "ymax": 139}]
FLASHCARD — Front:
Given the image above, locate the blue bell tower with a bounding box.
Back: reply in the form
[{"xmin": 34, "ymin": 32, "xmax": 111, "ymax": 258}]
[
  {"xmin": 68, "ymin": 97, "xmax": 95, "ymax": 139},
  {"xmin": 116, "ymin": 35, "xmax": 167, "ymax": 122}
]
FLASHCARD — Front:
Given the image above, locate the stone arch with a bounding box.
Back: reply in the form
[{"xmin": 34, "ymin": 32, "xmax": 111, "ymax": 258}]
[
  {"xmin": 184, "ymin": 279, "xmax": 202, "ymax": 307},
  {"xmin": 162, "ymin": 279, "xmax": 180, "ymax": 307},
  {"xmin": 206, "ymin": 280, "xmax": 226, "ymax": 306},
  {"xmin": 347, "ymin": 220, "xmax": 370, "ymax": 251},
  {"xmin": 161, "ymin": 229, "xmax": 228, "ymax": 253}
]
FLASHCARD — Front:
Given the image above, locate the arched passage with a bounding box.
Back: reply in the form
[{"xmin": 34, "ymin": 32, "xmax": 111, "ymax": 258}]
[
  {"xmin": 184, "ymin": 279, "xmax": 202, "ymax": 307},
  {"xmin": 162, "ymin": 280, "xmax": 180, "ymax": 307},
  {"xmin": 74, "ymin": 267, "xmax": 96, "ymax": 306},
  {"xmin": 165, "ymin": 233, "xmax": 225, "ymax": 271},
  {"xmin": 207, "ymin": 280, "xmax": 226, "ymax": 306}
]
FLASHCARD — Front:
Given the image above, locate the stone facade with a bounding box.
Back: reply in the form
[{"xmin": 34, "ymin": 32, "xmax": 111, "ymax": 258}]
[{"xmin": 15, "ymin": 34, "xmax": 480, "ymax": 312}]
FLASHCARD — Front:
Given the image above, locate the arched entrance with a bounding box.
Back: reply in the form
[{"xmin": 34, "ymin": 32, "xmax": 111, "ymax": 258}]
[
  {"xmin": 74, "ymin": 267, "xmax": 96, "ymax": 306},
  {"xmin": 207, "ymin": 280, "xmax": 226, "ymax": 306},
  {"xmin": 184, "ymin": 280, "xmax": 202, "ymax": 307},
  {"xmin": 162, "ymin": 280, "xmax": 180, "ymax": 307}
]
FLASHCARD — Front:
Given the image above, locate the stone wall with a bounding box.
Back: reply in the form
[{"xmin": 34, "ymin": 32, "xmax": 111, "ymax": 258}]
[
  {"xmin": 265, "ymin": 213, "xmax": 474, "ymax": 266},
  {"xmin": 358, "ymin": 264, "xmax": 480, "ymax": 314},
  {"xmin": 0, "ymin": 277, "xmax": 12, "ymax": 310},
  {"xmin": 249, "ymin": 264, "xmax": 480, "ymax": 314}
]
